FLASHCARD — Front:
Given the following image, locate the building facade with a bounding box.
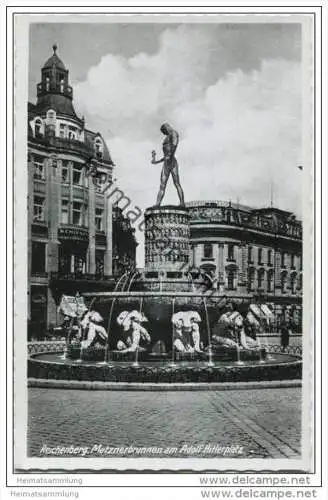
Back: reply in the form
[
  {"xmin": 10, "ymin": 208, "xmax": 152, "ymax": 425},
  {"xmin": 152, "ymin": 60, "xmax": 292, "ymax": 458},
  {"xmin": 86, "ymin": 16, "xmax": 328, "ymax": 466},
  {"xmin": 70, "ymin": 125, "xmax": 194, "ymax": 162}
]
[
  {"xmin": 27, "ymin": 45, "xmax": 136, "ymax": 338},
  {"xmin": 112, "ymin": 205, "xmax": 138, "ymax": 276},
  {"xmin": 187, "ymin": 201, "xmax": 302, "ymax": 326}
]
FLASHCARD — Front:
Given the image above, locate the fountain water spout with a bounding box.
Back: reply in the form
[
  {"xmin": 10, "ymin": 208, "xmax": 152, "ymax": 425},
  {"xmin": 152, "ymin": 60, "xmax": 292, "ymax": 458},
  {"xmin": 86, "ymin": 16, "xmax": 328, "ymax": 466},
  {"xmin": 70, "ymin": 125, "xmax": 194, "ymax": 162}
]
[
  {"xmin": 169, "ymin": 298, "xmax": 176, "ymax": 367},
  {"xmin": 100, "ymin": 298, "xmax": 116, "ymax": 365},
  {"xmin": 127, "ymin": 270, "xmax": 140, "ymax": 292},
  {"xmin": 203, "ymin": 297, "xmax": 214, "ymax": 367}
]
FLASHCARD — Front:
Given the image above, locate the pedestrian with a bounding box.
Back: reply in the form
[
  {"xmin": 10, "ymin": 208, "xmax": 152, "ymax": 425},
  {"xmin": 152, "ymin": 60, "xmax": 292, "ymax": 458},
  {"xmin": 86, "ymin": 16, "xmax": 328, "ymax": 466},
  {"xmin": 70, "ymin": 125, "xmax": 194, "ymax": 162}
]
[{"xmin": 280, "ymin": 319, "xmax": 290, "ymax": 352}]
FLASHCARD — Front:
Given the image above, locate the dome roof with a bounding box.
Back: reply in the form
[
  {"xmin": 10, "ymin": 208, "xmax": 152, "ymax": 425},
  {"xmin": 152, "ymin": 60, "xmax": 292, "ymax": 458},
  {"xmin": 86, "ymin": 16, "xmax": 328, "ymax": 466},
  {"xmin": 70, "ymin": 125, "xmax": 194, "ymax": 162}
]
[
  {"xmin": 34, "ymin": 93, "xmax": 81, "ymax": 121},
  {"xmin": 42, "ymin": 44, "xmax": 66, "ymax": 71}
]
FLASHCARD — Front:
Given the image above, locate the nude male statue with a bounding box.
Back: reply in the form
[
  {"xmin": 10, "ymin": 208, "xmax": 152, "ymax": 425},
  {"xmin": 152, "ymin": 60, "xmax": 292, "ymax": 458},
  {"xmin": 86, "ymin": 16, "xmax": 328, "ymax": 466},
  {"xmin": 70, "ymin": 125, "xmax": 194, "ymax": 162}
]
[{"xmin": 151, "ymin": 123, "xmax": 185, "ymax": 207}]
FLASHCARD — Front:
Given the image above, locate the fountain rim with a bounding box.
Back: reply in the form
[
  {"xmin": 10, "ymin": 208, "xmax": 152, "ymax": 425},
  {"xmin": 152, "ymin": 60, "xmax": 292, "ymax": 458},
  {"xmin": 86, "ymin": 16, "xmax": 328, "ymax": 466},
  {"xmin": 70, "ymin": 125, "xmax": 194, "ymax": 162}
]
[
  {"xmin": 83, "ymin": 291, "xmax": 228, "ymax": 298},
  {"xmin": 28, "ymin": 377, "xmax": 302, "ymax": 392}
]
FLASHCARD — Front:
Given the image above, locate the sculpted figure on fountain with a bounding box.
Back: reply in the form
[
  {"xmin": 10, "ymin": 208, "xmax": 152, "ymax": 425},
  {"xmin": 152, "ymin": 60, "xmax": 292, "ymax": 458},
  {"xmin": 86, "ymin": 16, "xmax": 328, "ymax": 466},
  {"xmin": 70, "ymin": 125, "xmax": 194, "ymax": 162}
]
[
  {"xmin": 211, "ymin": 301, "xmax": 262, "ymax": 352},
  {"xmin": 171, "ymin": 311, "xmax": 203, "ymax": 353},
  {"xmin": 116, "ymin": 310, "xmax": 151, "ymax": 353}
]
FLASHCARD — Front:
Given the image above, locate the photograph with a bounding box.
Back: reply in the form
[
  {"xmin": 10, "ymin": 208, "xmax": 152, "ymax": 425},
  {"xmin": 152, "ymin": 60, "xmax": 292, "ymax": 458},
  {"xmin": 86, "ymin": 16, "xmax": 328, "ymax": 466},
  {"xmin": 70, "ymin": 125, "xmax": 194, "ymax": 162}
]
[{"xmin": 10, "ymin": 11, "xmax": 318, "ymax": 480}]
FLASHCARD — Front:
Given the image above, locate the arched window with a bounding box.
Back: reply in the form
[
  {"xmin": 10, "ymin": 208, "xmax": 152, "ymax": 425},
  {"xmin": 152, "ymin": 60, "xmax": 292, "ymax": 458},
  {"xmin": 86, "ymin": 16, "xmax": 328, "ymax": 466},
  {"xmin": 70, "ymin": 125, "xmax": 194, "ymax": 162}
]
[
  {"xmin": 34, "ymin": 119, "xmax": 42, "ymax": 137},
  {"xmin": 45, "ymin": 77, "xmax": 50, "ymax": 91},
  {"xmin": 60, "ymin": 80, "xmax": 64, "ymax": 93}
]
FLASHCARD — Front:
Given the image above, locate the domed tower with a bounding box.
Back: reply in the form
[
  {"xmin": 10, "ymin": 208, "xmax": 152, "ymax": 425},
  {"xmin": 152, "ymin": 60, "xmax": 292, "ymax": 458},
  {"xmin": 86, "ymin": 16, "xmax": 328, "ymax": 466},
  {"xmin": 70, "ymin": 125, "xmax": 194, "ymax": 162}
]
[
  {"xmin": 35, "ymin": 44, "xmax": 81, "ymax": 124},
  {"xmin": 27, "ymin": 44, "xmax": 124, "ymax": 339}
]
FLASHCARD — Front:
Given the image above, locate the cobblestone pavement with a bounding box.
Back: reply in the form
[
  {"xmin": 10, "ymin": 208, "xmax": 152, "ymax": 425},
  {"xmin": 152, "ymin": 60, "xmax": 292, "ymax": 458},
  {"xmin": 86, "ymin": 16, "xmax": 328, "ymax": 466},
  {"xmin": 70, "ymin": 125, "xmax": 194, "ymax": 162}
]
[{"xmin": 28, "ymin": 388, "xmax": 301, "ymax": 459}]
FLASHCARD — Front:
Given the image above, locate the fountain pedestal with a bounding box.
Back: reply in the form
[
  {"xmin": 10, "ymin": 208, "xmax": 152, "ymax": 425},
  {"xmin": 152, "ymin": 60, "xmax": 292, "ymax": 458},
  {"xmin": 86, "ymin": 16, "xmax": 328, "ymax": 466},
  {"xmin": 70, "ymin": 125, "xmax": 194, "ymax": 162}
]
[{"xmin": 144, "ymin": 205, "xmax": 190, "ymax": 290}]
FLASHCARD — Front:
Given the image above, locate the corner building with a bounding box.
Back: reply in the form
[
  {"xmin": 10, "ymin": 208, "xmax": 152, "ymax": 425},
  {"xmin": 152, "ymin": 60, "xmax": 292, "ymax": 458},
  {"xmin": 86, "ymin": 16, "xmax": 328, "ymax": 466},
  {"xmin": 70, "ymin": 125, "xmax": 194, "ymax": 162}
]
[
  {"xmin": 187, "ymin": 201, "xmax": 302, "ymax": 323},
  {"xmin": 27, "ymin": 45, "xmax": 136, "ymax": 337}
]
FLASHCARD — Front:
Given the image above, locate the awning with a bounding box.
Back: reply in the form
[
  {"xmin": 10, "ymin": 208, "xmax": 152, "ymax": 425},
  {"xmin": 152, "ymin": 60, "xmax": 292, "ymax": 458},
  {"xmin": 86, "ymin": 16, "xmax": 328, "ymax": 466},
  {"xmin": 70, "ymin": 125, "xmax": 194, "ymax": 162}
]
[{"xmin": 58, "ymin": 294, "xmax": 87, "ymax": 318}]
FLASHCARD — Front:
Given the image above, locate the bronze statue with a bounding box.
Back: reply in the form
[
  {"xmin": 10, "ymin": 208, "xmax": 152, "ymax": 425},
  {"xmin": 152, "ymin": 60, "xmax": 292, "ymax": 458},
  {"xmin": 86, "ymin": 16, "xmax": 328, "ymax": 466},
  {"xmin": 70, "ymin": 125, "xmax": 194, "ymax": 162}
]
[{"xmin": 151, "ymin": 123, "xmax": 185, "ymax": 207}]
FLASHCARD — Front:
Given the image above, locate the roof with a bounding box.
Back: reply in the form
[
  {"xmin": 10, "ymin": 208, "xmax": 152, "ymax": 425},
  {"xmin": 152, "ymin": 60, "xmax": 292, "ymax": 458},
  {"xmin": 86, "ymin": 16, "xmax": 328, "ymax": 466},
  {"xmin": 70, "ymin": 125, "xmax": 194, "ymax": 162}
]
[
  {"xmin": 84, "ymin": 129, "xmax": 114, "ymax": 164},
  {"xmin": 30, "ymin": 94, "xmax": 81, "ymax": 122},
  {"xmin": 42, "ymin": 44, "xmax": 66, "ymax": 71}
]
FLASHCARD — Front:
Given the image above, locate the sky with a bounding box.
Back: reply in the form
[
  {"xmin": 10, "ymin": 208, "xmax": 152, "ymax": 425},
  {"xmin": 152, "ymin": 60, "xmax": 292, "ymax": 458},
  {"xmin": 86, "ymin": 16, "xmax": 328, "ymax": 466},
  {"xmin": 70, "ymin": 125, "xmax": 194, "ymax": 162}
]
[{"xmin": 29, "ymin": 22, "xmax": 303, "ymax": 266}]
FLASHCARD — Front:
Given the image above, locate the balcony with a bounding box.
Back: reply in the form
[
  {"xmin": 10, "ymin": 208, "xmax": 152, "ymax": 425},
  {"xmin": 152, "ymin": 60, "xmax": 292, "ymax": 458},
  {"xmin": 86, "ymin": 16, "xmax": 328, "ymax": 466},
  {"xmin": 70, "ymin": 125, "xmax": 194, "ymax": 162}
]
[
  {"xmin": 51, "ymin": 136, "xmax": 93, "ymax": 157},
  {"xmin": 30, "ymin": 134, "xmax": 93, "ymax": 158}
]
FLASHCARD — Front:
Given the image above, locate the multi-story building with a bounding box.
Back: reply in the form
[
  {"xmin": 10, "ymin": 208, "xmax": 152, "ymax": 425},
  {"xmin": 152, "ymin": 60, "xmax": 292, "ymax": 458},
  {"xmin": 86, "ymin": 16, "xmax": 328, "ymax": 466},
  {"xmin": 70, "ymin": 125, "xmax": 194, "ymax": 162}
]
[
  {"xmin": 187, "ymin": 200, "xmax": 302, "ymax": 324},
  {"xmin": 27, "ymin": 45, "xmax": 137, "ymax": 338}
]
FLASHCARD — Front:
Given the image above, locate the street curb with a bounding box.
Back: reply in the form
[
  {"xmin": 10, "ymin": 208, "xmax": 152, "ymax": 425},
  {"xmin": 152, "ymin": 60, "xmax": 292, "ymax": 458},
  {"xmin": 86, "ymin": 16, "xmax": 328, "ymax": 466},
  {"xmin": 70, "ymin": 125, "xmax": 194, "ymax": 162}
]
[{"xmin": 28, "ymin": 378, "xmax": 302, "ymax": 391}]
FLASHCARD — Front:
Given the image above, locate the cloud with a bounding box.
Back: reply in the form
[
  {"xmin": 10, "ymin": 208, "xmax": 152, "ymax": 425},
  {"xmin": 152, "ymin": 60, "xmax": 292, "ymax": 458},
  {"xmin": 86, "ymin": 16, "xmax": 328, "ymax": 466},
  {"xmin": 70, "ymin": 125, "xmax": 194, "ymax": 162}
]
[{"xmin": 74, "ymin": 25, "xmax": 302, "ymax": 267}]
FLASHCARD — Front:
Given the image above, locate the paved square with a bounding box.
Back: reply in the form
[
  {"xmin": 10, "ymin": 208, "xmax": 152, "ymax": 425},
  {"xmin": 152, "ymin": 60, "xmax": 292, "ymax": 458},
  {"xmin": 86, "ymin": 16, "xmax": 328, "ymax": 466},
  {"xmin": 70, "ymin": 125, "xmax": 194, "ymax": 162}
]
[{"xmin": 28, "ymin": 387, "xmax": 301, "ymax": 459}]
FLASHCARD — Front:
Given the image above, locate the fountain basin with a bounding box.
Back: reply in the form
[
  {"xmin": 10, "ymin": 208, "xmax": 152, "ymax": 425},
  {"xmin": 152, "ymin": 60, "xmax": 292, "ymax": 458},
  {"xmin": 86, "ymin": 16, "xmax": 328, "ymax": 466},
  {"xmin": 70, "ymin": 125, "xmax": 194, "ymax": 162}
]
[{"xmin": 28, "ymin": 351, "xmax": 302, "ymax": 384}]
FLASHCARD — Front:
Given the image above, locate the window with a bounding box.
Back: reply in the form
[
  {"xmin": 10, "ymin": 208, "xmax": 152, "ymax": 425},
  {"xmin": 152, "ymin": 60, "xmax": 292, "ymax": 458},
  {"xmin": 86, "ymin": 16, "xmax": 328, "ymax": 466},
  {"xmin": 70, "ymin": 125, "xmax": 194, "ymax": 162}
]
[
  {"xmin": 31, "ymin": 242, "xmax": 46, "ymax": 274},
  {"xmin": 298, "ymin": 274, "xmax": 303, "ymax": 290},
  {"xmin": 60, "ymin": 80, "xmax": 64, "ymax": 93},
  {"xmin": 72, "ymin": 164, "xmax": 83, "ymax": 185},
  {"xmin": 59, "ymin": 123, "xmax": 66, "ymax": 139},
  {"xmin": 291, "ymin": 254, "xmax": 296, "ymax": 269},
  {"xmin": 34, "ymin": 157, "xmax": 45, "ymax": 180},
  {"xmin": 281, "ymin": 252, "xmax": 286, "ymax": 268},
  {"xmin": 74, "ymin": 254, "xmax": 86, "ymax": 275},
  {"xmin": 59, "ymin": 246, "xmax": 71, "ymax": 273},
  {"xmin": 258, "ymin": 248, "xmax": 263, "ymax": 265},
  {"xmin": 267, "ymin": 249, "xmax": 273, "ymax": 266},
  {"xmin": 227, "ymin": 244, "xmax": 235, "ymax": 261},
  {"xmin": 248, "ymin": 268, "xmax": 255, "ymax": 291},
  {"xmin": 203, "ymin": 243, "xmax": 213, "ymax": 259},
  {"xmin": 96, "ymin": 250, "xmax": 104, "ymax": 277},
  {"xmin": 290, "ymin": 275, "xmax": 296, "ymax": 294},
  {"xmin": 95, "ymin": 138, "xmax": 103, "ymax": 159},
  {"xmin": 61, "ymin": 162, "xmax": 69, "ymax": 183},
  {"xmin": 33, "ymin": 196, "xmax": 45, "ymax": 222},
  {"xmin": 45, "ymin": 77, "xmax": 50, "ymax": 91},
  {"xmin": 47, "ymin": 109, "xmax": 56, "ymax": 121},
  {"xmin": 72, "ymin": 202, "xmax": 83, "ymax": 226},
  {"xmin": 281, "ymin": 272, "xmax": 287, "ymax": 293},
  {"xmin": 248, "ymin": 245, "xmax": 253, "ymax": 263},
  {"xmin": 257, "ymin": 269, "xmax": 264, "ymax": 289},
  {"xmin": 61, "ymin": 199, "xmax": 69, "ymax": 224},
  {"xmin": 68, "ymin": 127, "xmax": 77, "ymax": 140},
  {"xmin": 227, "ymin": 270, "xmax": 236, "ymax": 290},
  {"xmin": 95, "ymin": 208, "xmax": 104, "ymax": 231},
  {"xmin": 267, "ymin": 271, "xmax": 274, "ymax": 293},
  {"xmin": 34, "ymin": 119, "xmax": 43, "ymax": 138}
]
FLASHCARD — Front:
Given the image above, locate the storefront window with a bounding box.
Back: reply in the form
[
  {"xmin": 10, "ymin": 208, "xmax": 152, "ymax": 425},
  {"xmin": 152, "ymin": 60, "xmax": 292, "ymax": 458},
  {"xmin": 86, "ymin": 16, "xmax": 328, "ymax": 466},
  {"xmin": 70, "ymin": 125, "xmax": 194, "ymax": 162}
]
[{"xmin": 96, "ymin": 250, "xmax": 104, "ymax": 277}]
